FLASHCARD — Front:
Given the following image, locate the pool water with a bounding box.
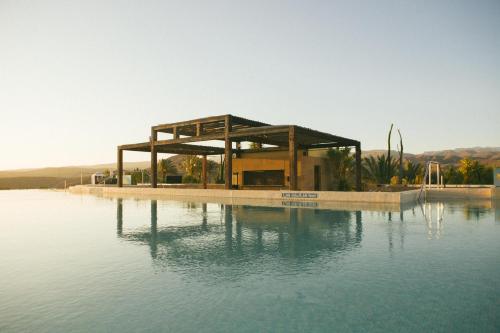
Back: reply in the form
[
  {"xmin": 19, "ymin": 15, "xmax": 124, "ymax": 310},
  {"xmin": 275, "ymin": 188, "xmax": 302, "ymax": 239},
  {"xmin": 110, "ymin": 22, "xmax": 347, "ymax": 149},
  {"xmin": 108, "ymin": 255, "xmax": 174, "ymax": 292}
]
[{"xmin": 1, "ymin": 190, "xmax": 499, "ymax": 332}]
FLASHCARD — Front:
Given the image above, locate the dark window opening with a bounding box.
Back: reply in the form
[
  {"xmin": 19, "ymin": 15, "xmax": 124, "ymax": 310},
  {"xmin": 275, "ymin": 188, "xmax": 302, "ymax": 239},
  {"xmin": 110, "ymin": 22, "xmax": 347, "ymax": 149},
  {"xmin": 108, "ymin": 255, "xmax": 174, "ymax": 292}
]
[
  {"xmin": 243, "ymin": 170, "xmax": 285, "ymax": 186},
  {"xmin": 314, "ymin": 165, "xmax": 321, "ymax": 191}
]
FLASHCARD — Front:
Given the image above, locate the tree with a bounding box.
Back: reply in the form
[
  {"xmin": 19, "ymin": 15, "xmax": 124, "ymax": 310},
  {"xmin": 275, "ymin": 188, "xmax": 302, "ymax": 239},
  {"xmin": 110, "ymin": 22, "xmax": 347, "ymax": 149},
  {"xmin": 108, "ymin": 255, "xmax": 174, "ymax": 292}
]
[
  {"xmin": 444, "ymin": 165, "xmax": 463, "ymax": 184},
  {"xmin": 405, "ymin": 161, "xmax": 423, "ymax": 184},
  {"xmin": 327, "ymin": 147, "xmax": 354, "ymax": 190},
  {"xmin": 217, "ymin": 155, "xmax": 225, "ymax": 184},
  {"xmin": 458, "ymin": 158, "xmax": 474, "ymax": 184},
  {"xmin": 362, "ymin": 154, "xmax": 397, "ymax": 184},
  {"xmin": 158, "ymin": 158, "xmax": 177, "ymax": 182},
  {"xmin": 181, "ymin": 155, "xmax": 202, "ymax": 180}
]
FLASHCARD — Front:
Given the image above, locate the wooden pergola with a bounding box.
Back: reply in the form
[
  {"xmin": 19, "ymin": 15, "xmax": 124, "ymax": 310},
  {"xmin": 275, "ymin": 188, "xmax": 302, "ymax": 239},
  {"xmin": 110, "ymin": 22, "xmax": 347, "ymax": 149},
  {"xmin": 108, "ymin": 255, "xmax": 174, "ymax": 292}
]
[{"xmin": 117, "ymin": 114, "xmax": 362, "ymax": 191}]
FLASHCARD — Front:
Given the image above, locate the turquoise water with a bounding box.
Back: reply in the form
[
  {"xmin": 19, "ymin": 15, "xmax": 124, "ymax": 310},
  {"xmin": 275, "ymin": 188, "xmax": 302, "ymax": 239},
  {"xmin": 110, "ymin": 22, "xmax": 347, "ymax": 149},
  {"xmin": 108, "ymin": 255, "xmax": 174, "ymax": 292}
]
[{"xmin": 1, "ymin": 190, "xmax": 499, "ymax": 332}]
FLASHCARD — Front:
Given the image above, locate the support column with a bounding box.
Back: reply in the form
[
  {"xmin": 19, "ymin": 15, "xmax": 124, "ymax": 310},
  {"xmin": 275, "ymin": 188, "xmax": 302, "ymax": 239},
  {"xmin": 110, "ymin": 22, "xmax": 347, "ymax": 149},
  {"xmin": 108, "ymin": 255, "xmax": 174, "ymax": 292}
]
[
  {"xmin": 151, "ymin": 129, "xmax": 158, "ymax": 188},
  {"xmin": 288, "ymin": 126, "xmax": 298, "ymax": 191},
  {"xmin": 202, "ymin": 155, "xmax": 207, "ymax": 189},
  {"xmin": 224, "ymin": 115, "xmax": 232, "ymax": 189},
  {"xmin": 437, "ymin": 163, "xmax": 440, "ymax": 188},
  {"xmin": 355, "ymin": 143, "xmax": 362, "ymax": 191},
  {"xmin": 117, "ymin": 148, "xmax": 123, "ymax": 187},
  {"xmin": 428, "ymin": 163, "xmax": 432, "ymax": 189}
]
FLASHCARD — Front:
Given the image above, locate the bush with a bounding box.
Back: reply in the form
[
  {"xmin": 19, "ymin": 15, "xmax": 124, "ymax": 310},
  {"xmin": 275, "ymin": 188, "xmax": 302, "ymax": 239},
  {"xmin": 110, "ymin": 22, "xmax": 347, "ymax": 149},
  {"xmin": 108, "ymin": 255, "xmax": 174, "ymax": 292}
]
[{"xmin": 182, "ymin": 175, "xmax": 200, "ymax": 184}]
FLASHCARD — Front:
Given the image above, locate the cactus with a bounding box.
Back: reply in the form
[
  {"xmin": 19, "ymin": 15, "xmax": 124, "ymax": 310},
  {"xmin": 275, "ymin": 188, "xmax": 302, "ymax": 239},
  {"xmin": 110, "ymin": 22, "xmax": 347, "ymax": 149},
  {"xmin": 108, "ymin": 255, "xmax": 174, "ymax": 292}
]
[
  {"xmin": 397, "ymin": 129, "xmax": 404, "ymax": 184},
  {"xmin": 387, "ymin": 124, "xmax": 393, "ymax": 183}
]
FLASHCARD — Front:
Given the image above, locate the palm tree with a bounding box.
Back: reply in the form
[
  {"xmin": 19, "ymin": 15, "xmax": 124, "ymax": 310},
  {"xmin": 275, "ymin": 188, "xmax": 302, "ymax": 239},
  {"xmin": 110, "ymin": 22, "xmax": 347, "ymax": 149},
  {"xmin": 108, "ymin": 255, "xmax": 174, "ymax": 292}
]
[
  {"xmin": 363, "ymin": 154, "xmax": 397, "ymax": 184},
  {"xmin": 327, "ymin": 147, "xmax": 354, "ymax": 190},
  {"xmin": 158, "ymin": 158, "xmax": 177, "ymax": 182},
  {"xmin": 182, "ymin": 155, "xmax": 202, "ymax": 180},
  {"xmin": 458, "ymin": 158, "xmax": 474, "ymax": 184},
  {"xmin": 405, "ymin": 161, "xmax": 422, "ymax": 184}
]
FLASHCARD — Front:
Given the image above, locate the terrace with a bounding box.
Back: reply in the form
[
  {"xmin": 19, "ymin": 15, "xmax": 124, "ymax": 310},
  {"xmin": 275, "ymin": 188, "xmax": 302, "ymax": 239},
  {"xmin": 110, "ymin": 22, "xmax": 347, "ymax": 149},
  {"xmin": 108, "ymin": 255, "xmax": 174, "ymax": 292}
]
[{"xmin": 117, "ymin": 114, "xmax": 362, "ymax": 191}]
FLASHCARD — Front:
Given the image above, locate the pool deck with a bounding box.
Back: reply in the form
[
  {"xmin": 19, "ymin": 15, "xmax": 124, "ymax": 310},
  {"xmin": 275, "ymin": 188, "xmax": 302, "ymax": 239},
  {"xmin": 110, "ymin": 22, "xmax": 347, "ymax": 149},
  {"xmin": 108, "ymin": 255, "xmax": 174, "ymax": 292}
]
[
  {"xmin": 70, "ymin": 185, "xmax": 420, "ymax": 203},
  {"xmin": 425, "ymin": 186, "xmax": 498, "ymax": 200}
]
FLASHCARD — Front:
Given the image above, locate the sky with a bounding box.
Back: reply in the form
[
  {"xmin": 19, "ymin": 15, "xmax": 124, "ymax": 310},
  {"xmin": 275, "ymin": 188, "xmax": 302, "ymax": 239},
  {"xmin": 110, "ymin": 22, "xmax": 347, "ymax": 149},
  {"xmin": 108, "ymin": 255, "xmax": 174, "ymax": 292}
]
[{"xmin": 1, "ymin": 0, "xmax": 499, "ymax": 170}]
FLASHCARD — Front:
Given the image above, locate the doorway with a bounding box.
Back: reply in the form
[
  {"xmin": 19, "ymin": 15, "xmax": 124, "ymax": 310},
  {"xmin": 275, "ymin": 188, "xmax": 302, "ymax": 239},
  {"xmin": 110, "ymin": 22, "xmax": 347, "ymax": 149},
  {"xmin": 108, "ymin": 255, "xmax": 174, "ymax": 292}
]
[{"xmin": 314, "ymin": 165, "xmax": 321, "ymax": 191}]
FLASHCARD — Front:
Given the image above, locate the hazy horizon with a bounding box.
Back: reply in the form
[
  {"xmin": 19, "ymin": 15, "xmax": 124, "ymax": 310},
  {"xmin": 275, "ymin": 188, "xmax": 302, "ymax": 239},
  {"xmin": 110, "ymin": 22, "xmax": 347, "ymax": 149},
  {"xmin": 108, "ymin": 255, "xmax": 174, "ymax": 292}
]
[
  {"xmin": 1, "ymin": 145, "xmax": 498, "ymax": 172},
  {"xmin": 1, "ymin": 0, "xmax": 499, "ymax": 169}
]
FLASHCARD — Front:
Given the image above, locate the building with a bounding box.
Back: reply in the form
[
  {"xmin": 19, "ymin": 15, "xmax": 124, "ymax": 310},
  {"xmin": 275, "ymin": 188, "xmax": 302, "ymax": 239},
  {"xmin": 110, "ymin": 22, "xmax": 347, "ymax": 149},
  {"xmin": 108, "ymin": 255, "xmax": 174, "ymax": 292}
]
[{"xmin": 117, "ymin": 115, "xmax": 361, "ymax": 191}]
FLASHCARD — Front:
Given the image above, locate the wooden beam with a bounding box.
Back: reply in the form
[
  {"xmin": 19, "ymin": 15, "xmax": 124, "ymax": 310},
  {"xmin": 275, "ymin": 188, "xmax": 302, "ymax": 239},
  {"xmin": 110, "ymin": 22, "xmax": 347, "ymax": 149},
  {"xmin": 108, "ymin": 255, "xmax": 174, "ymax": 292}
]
[
  {"xmin": 117, "ymin": 148, "xmax": 123, "ymax": 187},
  {"xmin": 172, "ymin": 126, "xmax": 179, "ymax": 139},
  {"xmin": 196, "ymin": 122, "xmax": 202, "ymax": 136},
  {"xmin": 202, "ymin": 155, "xmax": 207, "ymax": 189},
  {"xmin": 295, "ymin": 126, "xmax": 358, "ymax": 146},
  {"xmin": 151, "ymin": 129, "xmax": 158, "ymax": 188},
  {"xmin": 230, "ymin": 115, "xmax": 270, "ymax": 127},
  {"xmin": 289, "ymin": 126, "xmax": 298, "ymax": 190},
  {"xmin": 305, "ymin": 142, "xmax": 359, "ymax": 150},
  {"xmin": 355, "ymin": 143, "xmax": 362, "ymax": 191},
  {"xmin": 224, "ymin": 115, "xmax": 232, "ymax": 189},
  {"xmin": 228, "ymin": 125, "xmax": 290, "ymax": 139},
  {"xmin": 155, "ymin": 143, "xmax": 224, "ymax": 155},
  {"xmin": 119, "ymin": 142, "xmax": 151, "ymax": 152},
  {"xmin": 154, "ymin": 133, "xmax": 225, "ymax": 145},
  {"xmin": 153, "ymin": 115, "xmax": 227, "ymax": 132},
  {"xmin": 153, "ymin": 114, "xmax": 271, "ymax": 132}
]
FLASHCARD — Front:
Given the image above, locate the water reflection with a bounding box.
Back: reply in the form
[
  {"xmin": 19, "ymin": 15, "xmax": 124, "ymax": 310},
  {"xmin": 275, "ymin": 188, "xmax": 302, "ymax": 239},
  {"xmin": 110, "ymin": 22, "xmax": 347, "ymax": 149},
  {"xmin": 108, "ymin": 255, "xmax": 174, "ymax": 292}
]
[
  {"xmin": 116, "ymin": 199, "xmax": 363, "ymax": 280},
  {"xmin": 421, "ymin": 202, "xmax": 445, "ymax": 240}
]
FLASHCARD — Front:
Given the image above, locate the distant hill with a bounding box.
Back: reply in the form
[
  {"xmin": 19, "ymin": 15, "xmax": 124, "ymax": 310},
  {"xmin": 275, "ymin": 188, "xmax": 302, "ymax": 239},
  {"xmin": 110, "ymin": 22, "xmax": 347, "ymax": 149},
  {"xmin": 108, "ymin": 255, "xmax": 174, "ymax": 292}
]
[
  {"xmin": 362, "ymin": 147, "xmax": 500, "ymax": 167},
  {"xmin": 0, "ymin": 155, "xmax": 197, "ymax": 189},
  {"xmin": 0, "ymin": 147, "xmax": 498, "ymax": 189}
]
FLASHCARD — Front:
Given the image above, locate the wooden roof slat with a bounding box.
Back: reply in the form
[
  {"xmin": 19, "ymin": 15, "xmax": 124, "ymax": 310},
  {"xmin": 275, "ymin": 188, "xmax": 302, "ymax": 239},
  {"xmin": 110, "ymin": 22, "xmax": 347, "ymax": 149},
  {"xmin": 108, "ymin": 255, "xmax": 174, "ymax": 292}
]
[
  {"xmin": 295, "ymin": 126, "xmax": 359, "ymax": 146},
  {"xmin": 119, "ymin": 115, "xmax": 360, "ymax": 156},
  {"xmin": 119, "ymin": 142, "xmax": 225, "ymax": 155},
  {"xmin": 153, "ymin": 114, "xmax": 270, "ymax": 133},
  {"xmin": 153, "ymin": 115, "xmax": 227, "ymax": 132}
]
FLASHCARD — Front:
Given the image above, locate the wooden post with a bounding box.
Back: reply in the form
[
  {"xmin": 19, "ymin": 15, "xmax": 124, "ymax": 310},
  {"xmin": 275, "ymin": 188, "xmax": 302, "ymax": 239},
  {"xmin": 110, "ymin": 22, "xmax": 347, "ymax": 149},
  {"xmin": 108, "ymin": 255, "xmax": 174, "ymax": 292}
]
[
  {"xmin": 288, "ymin": 126, "xmax": 298, "ymax": 190},
  {"xmin": 202, "ymin": 155, "xmax": 207, "ymax": 189},
  {"xmin": 117, "ymin": 148, "xmax": 123, "ymax": 187},
  {"xmin": 196, "ymin": 123, "xmax": 202, "ymax": 136},
  {"xmin": 151, "ymin": 129, "xmax": 158, "ymax": 188},
  {"xmin": 355, "ymin": 143, "xmax": 362, "ymax": 191},
  {"xmin": 224, "ymin": 115, "xmax": 232, "ymax": 189},
  {"xmin": 173, "ymin": 126, "xmax": 179, "ymax": 139}
]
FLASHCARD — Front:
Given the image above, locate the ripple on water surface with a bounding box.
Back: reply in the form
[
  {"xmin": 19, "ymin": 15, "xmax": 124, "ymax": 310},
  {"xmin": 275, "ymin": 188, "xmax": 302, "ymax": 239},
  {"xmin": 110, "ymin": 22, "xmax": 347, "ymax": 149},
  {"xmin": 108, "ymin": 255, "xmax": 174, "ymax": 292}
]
[{"xmin": 0, "ymin": 190, "xmax": 499, "ymax": 332}]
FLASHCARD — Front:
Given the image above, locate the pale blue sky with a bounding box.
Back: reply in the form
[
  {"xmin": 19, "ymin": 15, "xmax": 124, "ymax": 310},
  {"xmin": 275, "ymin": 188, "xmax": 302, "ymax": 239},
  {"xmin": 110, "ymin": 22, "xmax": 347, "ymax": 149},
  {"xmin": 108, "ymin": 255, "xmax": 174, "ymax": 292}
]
[{"xmin": 1, "ymin": 0, "xmax": 499, "ymax": 169}]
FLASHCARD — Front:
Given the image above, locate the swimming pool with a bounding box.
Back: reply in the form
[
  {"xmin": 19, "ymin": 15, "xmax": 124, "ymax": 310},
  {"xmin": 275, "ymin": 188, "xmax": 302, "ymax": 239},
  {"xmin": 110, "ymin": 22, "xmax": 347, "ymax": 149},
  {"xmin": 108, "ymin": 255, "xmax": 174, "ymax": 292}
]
[{"xmin": 1, "ymin": 190, "xmax": 499, "ymax": 332}]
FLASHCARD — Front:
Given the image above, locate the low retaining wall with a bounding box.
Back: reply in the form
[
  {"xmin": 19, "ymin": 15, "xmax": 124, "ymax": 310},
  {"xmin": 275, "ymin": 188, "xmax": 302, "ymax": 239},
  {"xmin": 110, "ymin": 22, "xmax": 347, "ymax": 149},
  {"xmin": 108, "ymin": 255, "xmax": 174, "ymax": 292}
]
[
  {"xmin": 426, "ymin": 187, "xmax": 497, "ymax": 200},
  {"xmin": 69, "ymin": 185, "xmax": 420, "ymax": 205}
]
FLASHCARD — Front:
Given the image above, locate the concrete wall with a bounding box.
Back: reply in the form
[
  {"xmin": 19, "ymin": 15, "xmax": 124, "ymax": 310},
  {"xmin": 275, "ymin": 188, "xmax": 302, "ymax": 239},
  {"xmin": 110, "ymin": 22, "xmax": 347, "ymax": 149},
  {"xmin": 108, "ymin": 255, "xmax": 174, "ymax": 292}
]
[
  {"xmin": 69, "ymin": 185, "xmax": 420, "ymax": 205},
  {"xmin": 233, "ymin": 149, "xmax": 332, "ymax": 191},
  {"xmin": 426, "ymin": 187, "xmax": 495, "ymax": 199}
]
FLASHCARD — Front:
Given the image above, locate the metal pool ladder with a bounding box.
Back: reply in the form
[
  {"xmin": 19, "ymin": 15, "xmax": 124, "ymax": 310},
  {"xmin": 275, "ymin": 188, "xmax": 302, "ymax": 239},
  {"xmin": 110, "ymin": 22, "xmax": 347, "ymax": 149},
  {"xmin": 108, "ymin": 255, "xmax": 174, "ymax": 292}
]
[{"xmin": 418, "ymin": 161, "xmax": 443, "ymax": 201}]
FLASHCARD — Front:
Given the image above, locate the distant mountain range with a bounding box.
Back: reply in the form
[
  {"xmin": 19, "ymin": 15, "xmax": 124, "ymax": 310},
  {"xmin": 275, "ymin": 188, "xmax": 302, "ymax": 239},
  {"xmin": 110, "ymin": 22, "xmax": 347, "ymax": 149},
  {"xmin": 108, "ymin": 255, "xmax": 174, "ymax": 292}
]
[
  {"xmin": 0, "ymin": 147, "xmax": 498, "ymax": 189},
  {"xmin": 362, "ymin": 147, "xmax": 500, "ymax": 166}
]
